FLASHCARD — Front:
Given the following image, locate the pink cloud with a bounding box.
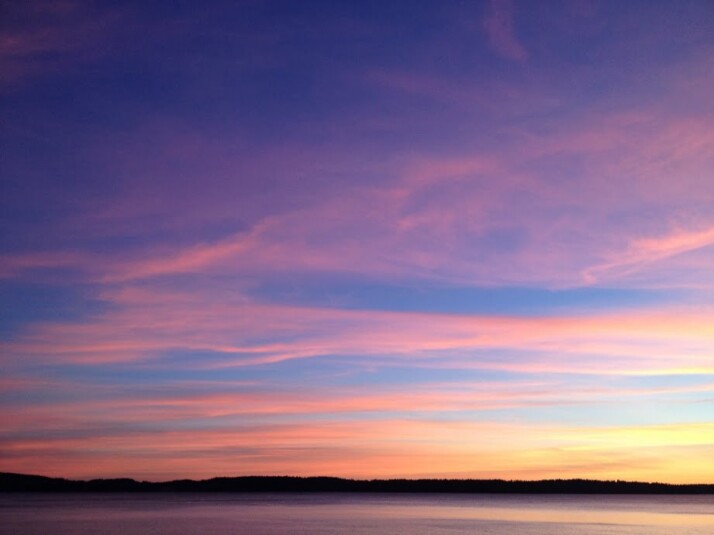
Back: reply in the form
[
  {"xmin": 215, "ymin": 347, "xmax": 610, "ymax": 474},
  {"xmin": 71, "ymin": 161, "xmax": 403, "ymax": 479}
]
[
  {"xmin": 3, "ymin": 282, "xmax": 713, "ymax": 379},
  {"xmin": 583, "ymin": 225, "xmax": 714, "ymax": 284},
  {"xmin": 3, "ymin": 0, "xmax": 714, "ymax": 486},
  {"xmin": 5, "ymin": 50, "xmax": 712, "ymax": 292},
  {"xmin": 0, "ymin": 2, "xmax": 126, "ymax": 91},
  {"xmin": 482, "ymin": 0, "xmax": 528, "ymax": 61},
  {"xmin": 4, "ymin": 379, "xmax": 711, "ymax": 441},
  {"xmin": 0, "ymin": 250, "xmax": 94, "ymax": 279},
  {"xmin": 5, "ymin": 110, "xmax": 713, "ymax": 291}
]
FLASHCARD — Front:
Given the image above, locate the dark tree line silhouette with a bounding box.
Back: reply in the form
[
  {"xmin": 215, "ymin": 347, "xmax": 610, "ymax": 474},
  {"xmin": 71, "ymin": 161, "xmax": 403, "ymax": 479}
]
[{"xmin": 2, "ymin": 472, "xmax": 712, "ymax": 493}]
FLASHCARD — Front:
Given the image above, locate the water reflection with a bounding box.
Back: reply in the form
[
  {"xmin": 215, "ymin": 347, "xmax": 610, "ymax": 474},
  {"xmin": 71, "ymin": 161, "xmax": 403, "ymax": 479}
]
[{"xmin": 1, "ymin": 494, "xmax": 712, "ymax": 535}]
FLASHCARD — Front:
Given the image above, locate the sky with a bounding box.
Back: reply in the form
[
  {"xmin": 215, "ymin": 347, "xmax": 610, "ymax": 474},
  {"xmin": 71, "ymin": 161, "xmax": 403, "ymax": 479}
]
[{"xmin": 1, "ymin": 0, "xmax": 713, "ymax": 483}]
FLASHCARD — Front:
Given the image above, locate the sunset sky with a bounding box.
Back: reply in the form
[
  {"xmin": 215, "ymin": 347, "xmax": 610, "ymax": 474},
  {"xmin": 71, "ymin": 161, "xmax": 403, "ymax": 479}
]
[{"xmin": 1, "ymin": 0, "xmax": 713, "ymax": 483}]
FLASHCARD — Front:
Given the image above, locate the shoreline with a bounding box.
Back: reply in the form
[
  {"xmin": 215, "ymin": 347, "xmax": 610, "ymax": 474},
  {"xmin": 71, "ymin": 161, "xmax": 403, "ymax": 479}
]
[{"xmin": 3, "ymin": 473, "xmax": 713, "ymax": 494}]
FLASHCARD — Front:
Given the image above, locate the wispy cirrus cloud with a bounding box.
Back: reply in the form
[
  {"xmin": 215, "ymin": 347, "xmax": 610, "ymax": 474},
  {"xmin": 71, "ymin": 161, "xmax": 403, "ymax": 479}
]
[
  {"xmin": 4, "ymin": 379, "xmax": 712, "ymax": 439},
  {"xmin": 3, "ymin": 0, "xmax": 714, "ymax": 482},
  {"xmin": 3, "ymin": 282, "xmax": 712, "ymax": 379},
  {"xmin": 583, "ymin": 225, "xmax": 714, "ymax": 285},
  {"xmin": 482, "ymin": 0, "xmax": 528, "ymax": 61},
  {"xmin": 0, "ymin": 1, "xmax": 128, "ymax": 91}
]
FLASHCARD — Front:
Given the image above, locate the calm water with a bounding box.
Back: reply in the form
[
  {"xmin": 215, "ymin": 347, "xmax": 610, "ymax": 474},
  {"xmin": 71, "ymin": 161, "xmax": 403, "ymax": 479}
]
[{"xmin": 1, "ymin": 493, "xmax": 713, "ymax": 534}]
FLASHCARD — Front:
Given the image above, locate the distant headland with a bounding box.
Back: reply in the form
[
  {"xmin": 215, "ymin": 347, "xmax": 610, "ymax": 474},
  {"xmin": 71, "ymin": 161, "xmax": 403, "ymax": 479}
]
[{"xmin": 2, "ymin": 473, "xmax": 713, "ymax": 494}]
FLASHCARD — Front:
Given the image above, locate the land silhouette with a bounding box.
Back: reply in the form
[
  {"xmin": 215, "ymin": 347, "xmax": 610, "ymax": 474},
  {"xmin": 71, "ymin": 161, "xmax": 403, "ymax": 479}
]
[{"xmin": 2, "ymin": 472, "xmax": 712, "ymax": 494}]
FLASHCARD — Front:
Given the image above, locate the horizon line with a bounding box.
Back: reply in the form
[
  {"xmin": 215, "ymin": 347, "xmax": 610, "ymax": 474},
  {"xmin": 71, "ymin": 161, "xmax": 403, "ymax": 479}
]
[{"xmin": 0, "ymin": 472, "xmax": 714, "ymax": 493}]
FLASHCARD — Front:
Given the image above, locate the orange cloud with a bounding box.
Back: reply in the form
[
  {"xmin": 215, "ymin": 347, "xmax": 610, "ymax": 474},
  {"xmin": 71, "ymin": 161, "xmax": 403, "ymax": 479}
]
[{"xmin": 3, "ymin": 419, "xmax": 712, "ymax": 483}]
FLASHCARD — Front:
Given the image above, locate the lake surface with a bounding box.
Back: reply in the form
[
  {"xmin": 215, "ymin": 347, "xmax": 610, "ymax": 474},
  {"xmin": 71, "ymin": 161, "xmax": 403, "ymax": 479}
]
[{"xmin": 1, "ymin": 493, "xmax": 713, "ymax": 534}]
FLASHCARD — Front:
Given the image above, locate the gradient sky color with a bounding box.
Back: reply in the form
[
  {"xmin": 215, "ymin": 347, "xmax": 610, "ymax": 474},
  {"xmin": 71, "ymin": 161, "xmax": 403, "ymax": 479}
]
[{"xmin": 1, "ymin": 0, "xmax": 713, "ymax": 483}]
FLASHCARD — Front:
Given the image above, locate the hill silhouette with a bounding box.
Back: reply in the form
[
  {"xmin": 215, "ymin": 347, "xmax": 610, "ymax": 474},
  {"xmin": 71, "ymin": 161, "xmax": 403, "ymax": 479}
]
[{"xmin": 2, "ymin": 473, "xmax": 713, "ymax": 494}]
